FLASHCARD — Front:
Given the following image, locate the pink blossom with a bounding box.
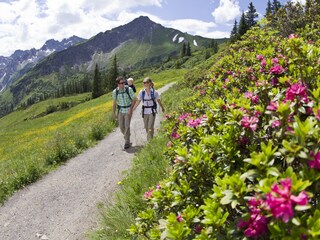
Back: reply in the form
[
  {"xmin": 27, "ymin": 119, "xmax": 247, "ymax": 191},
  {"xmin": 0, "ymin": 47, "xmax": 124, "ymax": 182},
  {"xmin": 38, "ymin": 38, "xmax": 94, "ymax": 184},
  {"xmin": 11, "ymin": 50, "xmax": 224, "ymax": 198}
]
[
  {"xmin": 176, "ymin": 214, "xmax": 183, "ymax": 222},
  {"xmin": 252, "ymin": 95, "xmax": 260, "ymax": 104},
  {"xmin": 200, "ymin": 90, "xmax": 205, "ymax": 95},
  {"xmin": 179, "ymin": 113, "xmax": 190, "ymax": 122},
  {"xmin": 309, "ymin": 151, "xmax": 320, "ymax": 170},
  {"xmin": 238, "ymin": 197, "xmax": 268, "ymax": 238},
  {"xmin": 269, "ymin": 65, "xmax": 285, "ymax": 75},
  {"xmin": 171, "ymin": 132, "xmax": 181, "ymax": 139},
  {"xmin": 285, "ymin": 82, "xmax": 309, "ymax": 103},
  {"xmin": 221, "ymin": 104, "xmax": 227, "ymax": 110},
  {"xmin": 244, "ymin": 92, "xmax": 254, "ymax": 99},
  {"xmin": 267, "ymin": 101, "xmax": 279, "ymax": 111},
  {"xmin": 271, "ymin": 120, "xmax": 281, "ymax": 128},
  {"xmin": 156, "ymin": 183, "xmax": 161, "ymax": 190},
  {"xmin": 254, "ymin": 111, "xmax": 262, "ymax": 117},
  {"xmin": 261, "ymin": 59, "xmax": 267, "ymax": 67},
  {"xmin": 187, "ymin": 118, "xmax": 202, "ymax": 127},
  {"xmin": 194, "ymin": 224, "xmax": 202, "ymax": 234},
  {"xmin": 241, "ymin": 116, "xmax": 259, "ymax": 131},
  {"xmin": 256, "ymin": 54, "xmax": 264, "ymax": 61},
  {"xmin": 167, "ymin": 141, "xmax": 173, "ymax": 147},
  {"xmin": 288, "ymin": 34, "xmax": 298, "ymax": 39},
  {"xmin": 271, "ymin": 58, "xmax": 279, "ymax": 64},
  {"xmin": 225, "ymin": 78, "xmax": 230, "ymax": 83},
  {"xmin": 266, "ymin": 178, "xmax": 308, "ymax": 223},
  {"xmin": 271, "ymin": 78, "xmax": 279, "ymax": 86},
  {"xmin": 238, "ymin": 136, "xmax": 249, "ymax": 146},
  {"xmin": 144, "ymin": 189, "xmax": 153, "ymax": 199}
]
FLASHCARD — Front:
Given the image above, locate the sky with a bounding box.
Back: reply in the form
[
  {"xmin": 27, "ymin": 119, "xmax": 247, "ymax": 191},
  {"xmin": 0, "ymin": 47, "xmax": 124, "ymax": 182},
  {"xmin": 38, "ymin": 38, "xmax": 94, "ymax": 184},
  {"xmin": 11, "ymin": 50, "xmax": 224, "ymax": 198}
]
[{"xmin": 0, "ymin": 0, "xmax": 306, "ymax": 57}]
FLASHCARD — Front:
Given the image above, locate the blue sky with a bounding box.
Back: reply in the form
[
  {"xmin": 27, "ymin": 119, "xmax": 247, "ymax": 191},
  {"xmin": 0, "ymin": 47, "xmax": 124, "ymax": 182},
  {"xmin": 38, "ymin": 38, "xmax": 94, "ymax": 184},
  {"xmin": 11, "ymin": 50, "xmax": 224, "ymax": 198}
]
[{"xmin": 0, "ymin": 0, "xmax": 305, "ymax": 57}]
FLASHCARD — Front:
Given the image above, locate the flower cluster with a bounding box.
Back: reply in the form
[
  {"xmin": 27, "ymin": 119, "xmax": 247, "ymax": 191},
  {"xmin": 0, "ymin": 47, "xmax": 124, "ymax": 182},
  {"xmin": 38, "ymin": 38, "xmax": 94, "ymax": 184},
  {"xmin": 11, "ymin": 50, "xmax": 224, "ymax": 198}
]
[{"xmin": 266, "ymin": 178, "xmax": 308, "ymax": 223}]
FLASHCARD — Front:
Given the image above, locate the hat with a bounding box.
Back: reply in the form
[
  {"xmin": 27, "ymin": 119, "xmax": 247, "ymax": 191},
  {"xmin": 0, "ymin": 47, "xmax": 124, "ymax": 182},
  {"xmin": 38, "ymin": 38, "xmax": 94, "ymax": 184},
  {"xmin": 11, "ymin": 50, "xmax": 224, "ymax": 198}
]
[{"xmin": 127, "ymin": 77, "xmax": 134, "ymax": 82}]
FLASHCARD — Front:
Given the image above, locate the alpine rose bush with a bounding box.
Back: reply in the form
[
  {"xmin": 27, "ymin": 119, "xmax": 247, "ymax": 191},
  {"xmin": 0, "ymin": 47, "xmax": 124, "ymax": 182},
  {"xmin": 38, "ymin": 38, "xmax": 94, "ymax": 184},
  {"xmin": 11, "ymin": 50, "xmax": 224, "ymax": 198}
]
[{"xmin": 129, "ymin": 2, "xmax": 320, "ymax": 239}]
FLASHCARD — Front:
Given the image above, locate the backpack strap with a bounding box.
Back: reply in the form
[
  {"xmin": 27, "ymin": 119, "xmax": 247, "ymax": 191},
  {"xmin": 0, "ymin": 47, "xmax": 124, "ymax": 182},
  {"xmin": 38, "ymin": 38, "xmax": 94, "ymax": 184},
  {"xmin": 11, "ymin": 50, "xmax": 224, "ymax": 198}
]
[{"xmin": 141, "ymin": 89, "xmax": 157, "ymax": 117}]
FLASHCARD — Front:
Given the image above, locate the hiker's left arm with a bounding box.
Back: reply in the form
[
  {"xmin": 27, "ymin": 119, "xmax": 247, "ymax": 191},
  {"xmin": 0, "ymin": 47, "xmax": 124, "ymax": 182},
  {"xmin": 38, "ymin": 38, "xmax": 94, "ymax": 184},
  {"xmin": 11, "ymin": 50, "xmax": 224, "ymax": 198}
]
[{"xmin": 157, "ymin": 99, "xmax": 165, "ymax": 112}]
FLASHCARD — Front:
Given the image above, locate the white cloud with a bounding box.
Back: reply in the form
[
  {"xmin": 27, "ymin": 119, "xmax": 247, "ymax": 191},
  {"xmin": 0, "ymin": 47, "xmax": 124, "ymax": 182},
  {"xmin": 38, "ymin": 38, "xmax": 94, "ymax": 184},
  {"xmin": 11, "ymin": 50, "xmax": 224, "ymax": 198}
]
[
  {"xmin": 291, "ymin": 0, "xmax": 306, "ymax": 4},
  {"xmin": 211, "ymin": 0, "xmax": 241, "ymax": 24},
  {"xmin": 0, "ymin": 0, "xmax": 164, "ymax": 56}
]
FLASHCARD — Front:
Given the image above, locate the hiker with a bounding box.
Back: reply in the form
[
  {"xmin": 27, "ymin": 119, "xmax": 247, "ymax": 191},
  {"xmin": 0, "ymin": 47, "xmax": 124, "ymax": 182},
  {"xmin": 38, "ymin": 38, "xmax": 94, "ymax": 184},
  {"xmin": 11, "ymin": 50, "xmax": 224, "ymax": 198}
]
[
  {"xmin": 133, "ymin": 77, "xmax": 165, "ymax": 140},
  {"xmin": 112, "ymin": 76, "xmax": 137, "ymax": 149},
  {"xmin": 127, "ymin": 77, "xmax": 136, "ymax": 93}
]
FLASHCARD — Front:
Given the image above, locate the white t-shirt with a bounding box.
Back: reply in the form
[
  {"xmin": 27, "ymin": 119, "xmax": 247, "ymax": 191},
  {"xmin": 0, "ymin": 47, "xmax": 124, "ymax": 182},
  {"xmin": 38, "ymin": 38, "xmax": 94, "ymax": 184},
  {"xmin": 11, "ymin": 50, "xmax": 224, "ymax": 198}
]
[{"xmin": 138, "ymin": 89, "xmax": 160, "ymax": 115}]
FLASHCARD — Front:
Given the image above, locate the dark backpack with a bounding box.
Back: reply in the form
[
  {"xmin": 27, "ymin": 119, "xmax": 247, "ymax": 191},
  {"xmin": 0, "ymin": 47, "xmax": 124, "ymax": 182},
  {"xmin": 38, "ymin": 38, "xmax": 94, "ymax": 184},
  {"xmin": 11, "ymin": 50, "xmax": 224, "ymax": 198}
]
[
  {"xmin": 141, "ymin": 88, "xmax": 157, "ymax": 117},
  {"xmin": 116, "ymin": 86, "xmax": 132, "ymax": 112}
]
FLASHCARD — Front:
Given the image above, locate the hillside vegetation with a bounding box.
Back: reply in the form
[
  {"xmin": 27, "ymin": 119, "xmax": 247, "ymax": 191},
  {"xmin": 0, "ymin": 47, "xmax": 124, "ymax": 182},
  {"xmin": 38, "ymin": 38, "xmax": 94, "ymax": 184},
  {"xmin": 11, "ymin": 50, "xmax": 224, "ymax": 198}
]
[{"xmin": 93, "ymin": 1, "xmax": 320, "ymax": 239}]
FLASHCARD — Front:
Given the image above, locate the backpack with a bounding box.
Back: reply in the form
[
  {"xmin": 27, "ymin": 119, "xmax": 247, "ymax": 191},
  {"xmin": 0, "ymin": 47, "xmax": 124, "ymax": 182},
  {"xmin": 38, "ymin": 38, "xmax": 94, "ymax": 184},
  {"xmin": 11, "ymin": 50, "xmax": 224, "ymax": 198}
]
[
  {"xmin": 116, "ymin": 86, "xmax": 132, "ymax": 112},
  {"xmin": 141, "ymin": 88, "xmax": 157, "ymax": 117}
]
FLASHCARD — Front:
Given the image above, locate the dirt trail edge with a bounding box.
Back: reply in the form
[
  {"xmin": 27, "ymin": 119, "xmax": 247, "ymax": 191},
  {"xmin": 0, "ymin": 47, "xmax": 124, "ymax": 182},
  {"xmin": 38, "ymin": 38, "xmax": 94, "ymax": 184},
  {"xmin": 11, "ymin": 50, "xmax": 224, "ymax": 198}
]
[{"xmin": 0, "ymin": 82, "xmax": 175, "ymax": 240}]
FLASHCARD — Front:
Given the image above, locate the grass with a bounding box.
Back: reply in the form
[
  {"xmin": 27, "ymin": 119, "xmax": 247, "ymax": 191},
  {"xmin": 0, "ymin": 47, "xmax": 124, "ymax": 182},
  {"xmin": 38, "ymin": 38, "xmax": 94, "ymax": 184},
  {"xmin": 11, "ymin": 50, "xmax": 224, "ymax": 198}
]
[
  {"xmin": 87, "ymin": 79, "xmax": 193, "ymax": 239},
  {"xmin": 0, "ymin": 69, "xmax": 186, "ymax": 204}
]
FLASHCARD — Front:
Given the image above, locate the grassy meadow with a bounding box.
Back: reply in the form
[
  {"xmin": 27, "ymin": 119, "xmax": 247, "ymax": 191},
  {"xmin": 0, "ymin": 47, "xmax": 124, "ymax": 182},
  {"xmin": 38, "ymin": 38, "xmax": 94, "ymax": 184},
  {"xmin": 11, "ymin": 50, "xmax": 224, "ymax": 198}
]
[{"xmin": 0, "ymin": 69, "xmax": 187, "ymax": 204}]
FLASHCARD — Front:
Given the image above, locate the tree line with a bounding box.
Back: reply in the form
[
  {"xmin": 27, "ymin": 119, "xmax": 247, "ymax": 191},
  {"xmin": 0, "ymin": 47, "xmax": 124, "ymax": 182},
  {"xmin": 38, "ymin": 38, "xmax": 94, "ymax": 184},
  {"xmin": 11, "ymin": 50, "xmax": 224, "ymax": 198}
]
[{"xmin": 230, "ymin": 0, "xmax": 282, "ymax": 43}]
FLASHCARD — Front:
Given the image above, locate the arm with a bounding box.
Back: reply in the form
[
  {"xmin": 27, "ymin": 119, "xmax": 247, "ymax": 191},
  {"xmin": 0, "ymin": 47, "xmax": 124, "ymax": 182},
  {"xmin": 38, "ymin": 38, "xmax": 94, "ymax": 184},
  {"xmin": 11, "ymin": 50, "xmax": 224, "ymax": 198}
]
[
  {"xmin": 133, "ymin": 99, "xmax": 141, "ymax": 111},
  {"xmin": 113, "ymin": 100, "xmax": 118, "ymax": 120},
  {"xmin": 157, "ymin": 99, "xmax": 165, "ymax": 112}
]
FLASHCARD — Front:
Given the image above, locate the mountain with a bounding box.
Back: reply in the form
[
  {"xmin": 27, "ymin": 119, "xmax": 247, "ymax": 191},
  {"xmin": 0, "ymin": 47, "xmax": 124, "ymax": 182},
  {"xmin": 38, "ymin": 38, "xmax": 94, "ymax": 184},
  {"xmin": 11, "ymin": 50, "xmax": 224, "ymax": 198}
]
[
  {"xmin": 0, "ymin": 35, "xmax": 86, "ymax": 93},
  {"xmin": 0, "ymin": 16, "xmax": 226, "ymax": 116}
]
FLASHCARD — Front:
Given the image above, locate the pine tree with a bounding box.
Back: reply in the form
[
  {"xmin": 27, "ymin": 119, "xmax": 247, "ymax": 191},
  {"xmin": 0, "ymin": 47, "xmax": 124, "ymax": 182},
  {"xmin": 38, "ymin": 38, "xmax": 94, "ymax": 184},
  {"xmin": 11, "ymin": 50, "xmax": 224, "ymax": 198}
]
[
  {"xmin": 181, "ymin": 42, "xmax": 186, "ymax": 57},
  {"xmin": 106, "ymin": 55, "xmax": 118, "ymax": 92},
  {"xmin": 230, "ymin": 19, "xmax": 239, "ymax": 43},
  {"xmin": 245, "ymin": 2, "xmax": 258, "ymax": 28},
  {"xmin": 238, "ymin": 12, "xmax": 248, "ymax": 37},
  {"xmin": 265, "ymin": 0, "xmax": 272, "ymax": 18},
  {"xmin": 213, "ymin": 41, "xmax": 218, "ymax": 53},
  {"xmin": 186, "ymin": 42, "xmax": 191, "ymax": 56},
  {"xmin": 92, "ymin": 64, "xmax": 103, "ymax": 99},
  {"xmin": 271, "ymin": 0, "xmax": 282, "ymax": 14}
]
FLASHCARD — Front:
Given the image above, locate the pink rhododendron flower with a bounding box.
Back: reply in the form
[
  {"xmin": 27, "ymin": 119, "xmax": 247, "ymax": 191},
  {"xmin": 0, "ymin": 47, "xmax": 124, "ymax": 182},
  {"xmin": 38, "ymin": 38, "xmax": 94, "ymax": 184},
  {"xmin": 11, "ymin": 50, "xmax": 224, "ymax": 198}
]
[
  {"xmin": 238, "ymin": 197, "xmax": 268, "ymax": 238},
  {"xmin": 194, "ymin": 224, "xmax": 202, "ymax": 234},
  {"xmin": 272, "ymin": 120, "xmax": 281, "ymax": 128},
  {"xmin": 200, "ymin": 90, "xmax": 205, "ymax": 95},
  {"xmin": 288, "ymin": 34, "xmax": 298, "ymax": 39},
  {"xmin": 144, "ymin": 189, "xmax": 153, "ymax": 199},
  {"xmin": 244, "ymin": 92, "xmax": 254, "ymax": 99},
  {"xmin": 261, "ymin": 59, "xmax": 267, "ymax": 67},
  {"xmin": 267, "ymin": 101, "xmax": 279, "ymax": 111},
  {"xmin": 221, "ymin": 104, "xmax": 227, "ymax": 110},
  {"xmin": 271, "ymin": 58, "xmax": 279, "ymax": 64},
  {"xmin": 187, "ymin": 118, "xmax": 202, "ymax": 127},
  {"xmin": 309, "ymin": 151, "xmax": 320, "ymax": 170},
  {"xmin": 179, "ymin": 113, "xmax": 190, "ymax": 122},
  {"xmin": 266, "ymin": 178, "xmax": 308, "ymax": 223},
  {"xmin": 156, "ymin": 183, "xmax": 161, "ymax": 190},
  {"xmin": 269, "ymin": 65, "xmax": 285, "ymax": 75},
  {"xmin": 238, "ymin": 136, "xmax": 249, "ymax": 146},
  {"xmin": 271, "ymin": 78, "xmax": 279, "ymax": 86},
  {"xmin": 241, "ymin": 116, "xmax": 259, "ymax": 131},
  {"xmin": 171, "ymin": 132, "xmax": 181, "ymax": 139},
  {"xmin": 254, "ymin": 111, "xmax": 261, "ymax": 117},
  {"xmin": 225, "ymin": 78, "xmax": 230, "ymax": 83},
  {"xmin": 167, "ymin": 141, "xmax": 173, "ymax": 147},
  {"xmin": 256, "ymin": 54, "xmax": 264, "ymax": 61},
  {"xmin": 285, "ymin": 82, "xmax": 309, "ymax": 103},
  {"xmin": 176, "ymin": 214, "xmax": 183, "ymax": 222}
]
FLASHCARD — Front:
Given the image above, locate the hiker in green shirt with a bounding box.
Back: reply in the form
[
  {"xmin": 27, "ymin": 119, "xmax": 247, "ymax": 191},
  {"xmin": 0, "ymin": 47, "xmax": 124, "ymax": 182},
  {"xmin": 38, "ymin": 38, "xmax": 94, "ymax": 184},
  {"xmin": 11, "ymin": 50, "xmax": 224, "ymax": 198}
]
[{"xmin": 112, "ymin": 76, "xmax": 136, "ymax": 149}]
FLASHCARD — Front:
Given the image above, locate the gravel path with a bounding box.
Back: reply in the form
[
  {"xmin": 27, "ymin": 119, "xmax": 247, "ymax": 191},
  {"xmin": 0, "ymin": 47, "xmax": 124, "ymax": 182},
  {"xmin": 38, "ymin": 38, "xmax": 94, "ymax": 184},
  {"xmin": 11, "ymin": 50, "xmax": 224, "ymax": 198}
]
[{"xmin": 0, "ymin": 83, "xmax": 174, "ymax": 240}]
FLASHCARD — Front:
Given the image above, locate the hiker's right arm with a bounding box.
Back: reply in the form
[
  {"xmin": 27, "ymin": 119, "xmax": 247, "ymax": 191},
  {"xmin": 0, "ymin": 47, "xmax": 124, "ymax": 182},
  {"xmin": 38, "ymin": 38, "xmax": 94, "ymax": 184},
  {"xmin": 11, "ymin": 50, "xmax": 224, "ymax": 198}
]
[
  {"xmin": 113, "ymin": 100, "xmax": 117, "ymax": 120},
  {"xmin": 133, "ymin": 100, "xmax": 141, "ymax": 111}
]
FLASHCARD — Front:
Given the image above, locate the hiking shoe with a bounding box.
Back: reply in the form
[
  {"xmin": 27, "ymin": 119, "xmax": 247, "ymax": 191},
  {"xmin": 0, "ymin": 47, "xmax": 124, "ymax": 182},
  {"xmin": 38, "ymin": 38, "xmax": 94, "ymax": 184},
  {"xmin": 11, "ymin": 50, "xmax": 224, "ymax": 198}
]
[{"xmin": 124, "ymin": 143, "xmax": 130, "ymax": 149}]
